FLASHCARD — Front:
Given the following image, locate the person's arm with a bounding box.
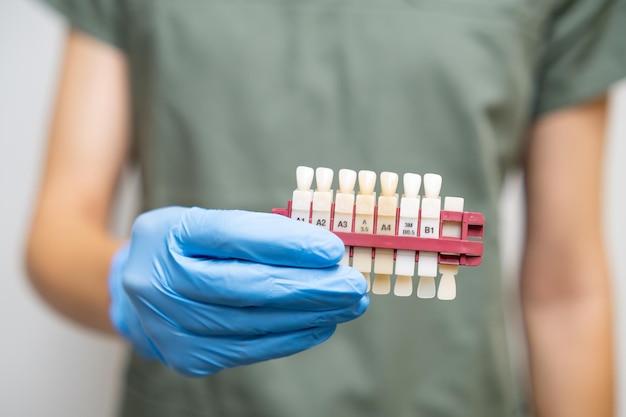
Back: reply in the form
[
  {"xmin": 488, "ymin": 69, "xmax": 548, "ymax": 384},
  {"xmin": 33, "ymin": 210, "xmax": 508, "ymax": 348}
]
[
  {"xmin": 25, "ymin": 30, "xmax": 368, "ymax": 376},
  {"xmin": 522, "ymin": 96, "xmax": 614, "ymax": 417},
  {"xmin": 25, "ymin": 28, "xmax": 129, "ymax": 333}
]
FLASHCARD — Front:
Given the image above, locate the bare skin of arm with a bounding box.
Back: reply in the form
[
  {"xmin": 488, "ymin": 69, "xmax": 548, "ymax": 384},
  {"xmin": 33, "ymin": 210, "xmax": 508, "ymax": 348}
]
[
  {"xmin": 522, "ymin": 97, "xmax": 614, "ymax": 417},
  {"xmin": 26, "ymin": 29, "xmax": 129, "ymax": 334}
]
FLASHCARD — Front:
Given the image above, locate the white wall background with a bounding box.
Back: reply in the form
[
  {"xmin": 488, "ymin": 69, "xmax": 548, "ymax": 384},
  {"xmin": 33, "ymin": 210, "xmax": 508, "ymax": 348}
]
[
  {"xmin": 0, "ymin": 2, "xmax": 133, "ymax": 416},
  {"xmin": 0, "ymin": 1, "xmax": 624, "ymax": 416}
]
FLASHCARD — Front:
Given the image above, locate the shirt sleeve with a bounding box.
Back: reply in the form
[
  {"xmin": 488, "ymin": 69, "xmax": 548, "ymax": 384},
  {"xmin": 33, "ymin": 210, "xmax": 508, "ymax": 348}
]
[
  {"xmin": 38, "ymin": 0, "xmax": 128, "ymax": 51},
  {"xmin": 533, "ymin": 0, "xmax": 626, "ymax": 117}
]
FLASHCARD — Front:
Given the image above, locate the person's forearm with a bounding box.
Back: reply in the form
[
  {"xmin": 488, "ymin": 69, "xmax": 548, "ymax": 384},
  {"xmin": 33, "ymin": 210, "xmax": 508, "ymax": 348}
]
[
  {"xmin": 25, "ymin": 29, "xmax": 130, "ymax": 335},
  {"xmin": 522, "ymin": 244, "xmax": 614, "ymax": 417},
  {"xmin": 26, "ymin": 208, "xmax": 123, "ymax": 333}
]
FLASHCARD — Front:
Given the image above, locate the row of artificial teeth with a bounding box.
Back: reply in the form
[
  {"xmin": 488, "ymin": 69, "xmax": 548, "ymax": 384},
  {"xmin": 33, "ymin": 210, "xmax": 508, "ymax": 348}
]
[{"xmin": 296, "ymin": 166, "xmax": 443, "ymax": 198}]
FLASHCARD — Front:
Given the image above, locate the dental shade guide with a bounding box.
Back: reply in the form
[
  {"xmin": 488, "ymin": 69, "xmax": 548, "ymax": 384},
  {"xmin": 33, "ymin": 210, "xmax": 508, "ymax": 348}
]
[{"xmin": 273, "ymin": 167, "xmax": 485, "ymax": 299}]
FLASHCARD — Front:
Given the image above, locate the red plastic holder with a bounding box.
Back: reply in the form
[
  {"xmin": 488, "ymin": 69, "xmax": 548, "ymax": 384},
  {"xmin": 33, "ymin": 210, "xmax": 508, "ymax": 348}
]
[{"xmin": 272, "ymin": 200, "xmax": 484, "ymax": 267}]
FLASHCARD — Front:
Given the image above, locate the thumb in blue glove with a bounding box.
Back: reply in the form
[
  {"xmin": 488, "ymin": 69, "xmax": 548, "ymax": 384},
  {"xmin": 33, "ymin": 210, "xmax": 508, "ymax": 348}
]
[{"xmin": 108, "ymin": 207, "xmax": 369, "ymax": 376}]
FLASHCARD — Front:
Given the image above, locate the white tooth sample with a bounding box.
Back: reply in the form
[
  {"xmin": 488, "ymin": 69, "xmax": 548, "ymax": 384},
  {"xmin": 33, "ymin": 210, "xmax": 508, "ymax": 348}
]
[
  {"xmin": 417, "ymin": 251, "xmax": 439, "ymax": 278},
  {"xmin": 417, "ymin": 274, "xmax": 437, "ymax": 299},
  {"xmin": 371, "ymin": 273, "xmax": 391, "ymax": 296},
  {"xmin": 311, "ymin": 167, "xmax": 334, "ymax": 230},
  {"xmin": 358, "ymin": 170, "xmax": 377, "ymax": 194},
  {"xmin": 437, "ymin": 264, "xmax": 458, "ymax": 300},
  {"xmin": 394, "ymin": 275, "xmax": 414, "ymax": 297},
  {"xmin": 315, "ymin": 167, "xmax": 334, "ymax": 191},
  {"xmin": 379, "ymin": 171, "xmax": 399, "ymax": 198},
  {"xmin": 417, "ymin": 173, "xmax": 442, "ymax": 298},
  {"xmin": 372, "ymin": 172, "xmax": 399, "ymax": 295},
  {"xmin": 353, "ymin": 170, "xmax": 377, "ymax": 291},
  {"xmin": 339, "ymin": 168, "xmax": 357, "ymax": 194},
  {"xmin": 403, "ymin": 173, "xmax": 422, "ymax": 199},
  {"xmin": 437, "ymin": 196, "xmax": 464, "ymax": 300},
  {"xmin": 423, "ymin": 173, "xmax": 442, "ymax": 198},
  {"xmin": 394, "ymin": 173, "xmax": 421, "ymax": 297},
  {"xmin": 291, "ymin": 166, "xmax": 314, "ymax": 223},
  {"xmin": 333, "ymin": 169, "xmax": 357, "ymax": 266}
]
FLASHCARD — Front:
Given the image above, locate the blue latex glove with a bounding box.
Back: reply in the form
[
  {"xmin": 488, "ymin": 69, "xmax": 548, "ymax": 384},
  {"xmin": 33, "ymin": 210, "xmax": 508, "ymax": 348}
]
[{"xmin": 109, "ymin": 207, "xmax": 368, "ymax": 376}]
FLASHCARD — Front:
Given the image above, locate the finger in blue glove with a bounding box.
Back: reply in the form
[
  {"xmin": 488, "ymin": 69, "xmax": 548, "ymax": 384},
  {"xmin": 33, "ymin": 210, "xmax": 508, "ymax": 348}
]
[{"xmin": 109, "ymin": 207, "xmax": 369, "ymax": 376}]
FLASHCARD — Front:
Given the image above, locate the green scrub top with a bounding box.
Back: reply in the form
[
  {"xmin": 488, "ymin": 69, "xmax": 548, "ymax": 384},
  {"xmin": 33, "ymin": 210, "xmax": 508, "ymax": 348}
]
[{"xmin": 40, "ymin": 0, "xmax": 625, "ymax": 416}]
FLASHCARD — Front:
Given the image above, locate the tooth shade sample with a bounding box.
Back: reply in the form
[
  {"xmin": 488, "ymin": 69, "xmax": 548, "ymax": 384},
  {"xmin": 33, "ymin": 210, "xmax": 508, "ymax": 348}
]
[
  {"xmin": 418, "ymin": 172, "xmax": 442, "ymax": 294},
  {"xmin": 296, "ymin": 166, "xmax": 314, "ymax": 190},
  {"xmin": 357, "ymin": 170, "xmax": 376, "ymax": 195},
  {"xmin": 402, "ymin": 173, "xmax": 421, "ymax": 198},
  {"xmin": 334, "ymin": 169, "xmax": 357, "ymax": 266},
  {"xmin": 436, "ymin": 197, "xmax": 465, "ymax": 300},
  {"xmin": 315, "ymin": 167, "xmax": 333, "ymax": 192},
  {"xmin": 291, "ymin": 166, "xmax": 314, "ymax": 222},
  {"xmin": 372, "ymin": 172, "xmax": 399, "ymax": 295},
  {"xmin": 354, "ymin": 170, "xmax": 377, "ymax": 288},
  {"xmin": 311, "ymin": 168, "xmax": 334, "ymax": 230},
  {"xmin": 423, "ymin": 173, "xmax": 442, "ymax": 198},
  {"xmin": 338, "ymin": 169, "xmax": 357, "ymax": 193},
  {"xmin": 395, "ymin": 173, "xmax": 421, "ymax": 291},
  {"xmin": 379, "ymin": 171, "xmax": 399, "ymax": 197},
  {"xmin": 437, "ymin": 264, "xmax": 458, "ymax": 300}
]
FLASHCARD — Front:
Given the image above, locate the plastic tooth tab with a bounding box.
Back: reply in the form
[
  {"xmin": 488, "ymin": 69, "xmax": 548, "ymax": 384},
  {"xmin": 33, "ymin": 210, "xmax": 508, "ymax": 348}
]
[
  {"xmin": 394, "ymin": 173, "xmax": 421, "ymax": 297},
  {"xmin": 417, "ymin": 173, "xmax": 442, "ymax": 298},
  {"xmin": 372, "ymin": 172, "xmax": 399, "ymax": 295},
  {"xmin": 291, "ymin": 166, "xmax": 314, "ymax": 223},
  {"xmin": 334, "ymin": 169, "xmax": 357, "ymax": 266},
  {"xmin": 353, "ymin": 170, "xmax": 377, "ymax": 291},
  {"xmin": 311, "ymin": 167, "xmax": 334, "ymax": 230}
]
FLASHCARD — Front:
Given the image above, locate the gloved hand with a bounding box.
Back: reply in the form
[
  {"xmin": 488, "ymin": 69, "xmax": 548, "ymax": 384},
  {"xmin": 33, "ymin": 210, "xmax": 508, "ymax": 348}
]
[{"xmin": 109, "ymin": 207, "xmax": 368, "ymax": 377}]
